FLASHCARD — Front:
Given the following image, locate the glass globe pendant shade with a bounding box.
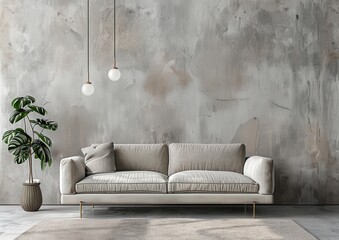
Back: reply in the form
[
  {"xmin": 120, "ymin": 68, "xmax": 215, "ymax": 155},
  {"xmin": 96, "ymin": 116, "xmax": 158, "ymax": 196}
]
[
  {"xmin": 108, "ymin": 67, "xmax": 121, "ymax": 81},
  {"xmin": 82, "ymin": 82, "xmax": 94, "ymax": 96}
]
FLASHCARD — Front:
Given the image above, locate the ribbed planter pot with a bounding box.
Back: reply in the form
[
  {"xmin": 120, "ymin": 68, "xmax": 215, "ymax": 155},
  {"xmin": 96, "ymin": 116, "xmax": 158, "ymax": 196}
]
[{"xmin": 20, "ymin": 182, "xmax": 42, "ymax": 212}]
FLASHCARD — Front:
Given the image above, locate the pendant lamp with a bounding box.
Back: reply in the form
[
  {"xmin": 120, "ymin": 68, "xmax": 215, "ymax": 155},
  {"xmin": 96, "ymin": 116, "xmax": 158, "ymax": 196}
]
[
  {"xmin": 82, "ymin": 0, "xmax": 94, "ymax": 96},
  {"xmin": 108, "ymin": 0, "xmax": 121, "ymax": 81}
]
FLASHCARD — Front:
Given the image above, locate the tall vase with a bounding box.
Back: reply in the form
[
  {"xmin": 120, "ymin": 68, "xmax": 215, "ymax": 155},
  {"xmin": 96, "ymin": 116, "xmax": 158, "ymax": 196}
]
[{"xmin": 20, "ymin": 182, "xmax": 42, "ymax": 211}]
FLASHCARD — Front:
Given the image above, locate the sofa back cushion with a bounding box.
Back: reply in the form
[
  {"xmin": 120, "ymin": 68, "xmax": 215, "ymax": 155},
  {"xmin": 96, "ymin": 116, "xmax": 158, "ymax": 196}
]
[
  {"xmin": 168, "ymin": 143, "xmax": 245, "ymax": 176},
  {"xmin": 114, "ymin": 144, "xmax": 169, "ymax": 175}
]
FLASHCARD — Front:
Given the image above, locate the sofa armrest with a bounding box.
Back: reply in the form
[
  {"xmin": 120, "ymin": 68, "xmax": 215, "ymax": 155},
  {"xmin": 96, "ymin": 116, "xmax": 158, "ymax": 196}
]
[
  {"xmin": 60, "ymin": 156, "xmax": 86, "ymax": 195},
  {"xmin": 243, "ymin": 156, "xmax": 274, "ymax": 195}
]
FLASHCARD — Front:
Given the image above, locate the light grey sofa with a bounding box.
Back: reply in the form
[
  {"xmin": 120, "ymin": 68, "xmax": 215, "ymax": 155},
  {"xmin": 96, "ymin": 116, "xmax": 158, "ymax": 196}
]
[{"xmin": 60, "ymin": 143, "xmax": 274, "ymax": 218}]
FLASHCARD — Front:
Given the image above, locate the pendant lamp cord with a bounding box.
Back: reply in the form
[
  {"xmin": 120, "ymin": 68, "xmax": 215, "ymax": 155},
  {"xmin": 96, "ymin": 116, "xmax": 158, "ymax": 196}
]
[
  {"xmin": 113, "ymin": 0, "xmax": 116, "ymax": 67},
  {"xmin": 87, "ymin": 0, "xmax": 90, "ymax": 82}
]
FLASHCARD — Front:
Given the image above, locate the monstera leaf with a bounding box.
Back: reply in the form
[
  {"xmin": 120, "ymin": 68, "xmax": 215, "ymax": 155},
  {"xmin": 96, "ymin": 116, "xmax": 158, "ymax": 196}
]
[
  {"xmin": 2, "ymin": 128, "xmax": 25, "ymax": 144},
  {"xmin": 28, "ymin": 105, "xmax": 47, "ymax": 116},
  {"xmin": 9, "ymin": 109, "xmax": 32, "ymax": 124},
  {"xmin": 30, "ymin": 118, "xmax": 58, "ymax": 131},
  {"xmin": 14, "ymin": 151, "xmax": 31, "ymax": 164},
  {"xmin": 7, "ymin": 131, "xmax": 32, "ymax": 164},
  {"xmin": 34, "ymin": 131, "xmax": 52, "ymax": 147},
  {"xmin": 11, "ymin": 95, "xmax": 35, "ymax": 110},
  {"xmin": 32, "ymin": 139, "xmax": 52, "ymax": 170}
]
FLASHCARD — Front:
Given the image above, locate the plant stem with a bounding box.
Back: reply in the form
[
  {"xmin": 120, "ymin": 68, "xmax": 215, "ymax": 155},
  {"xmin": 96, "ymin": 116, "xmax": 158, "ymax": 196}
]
[
  {"xmin": 26, "ymin": 116, "xmax": 35, "ymax": 183},
  {"xmin": 24, "ymin": 118, "xmax": 27, "ymax": 132},
  {"xmin": 27, "ymin": 116, "xmax": 35, "ymax": 136},
  {"xmin": 24, "ymin": 118, "xmax": 33, "ymax": 183},
  {"xmin": 29, "ymin": 153, "xmax": 33, "ymax": 183}
]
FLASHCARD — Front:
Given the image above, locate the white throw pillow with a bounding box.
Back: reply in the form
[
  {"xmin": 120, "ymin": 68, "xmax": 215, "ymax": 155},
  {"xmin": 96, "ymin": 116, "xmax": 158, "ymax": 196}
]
[{"xmin": 81, "ymin": 142, "xmax": 116, "ymax": 175}]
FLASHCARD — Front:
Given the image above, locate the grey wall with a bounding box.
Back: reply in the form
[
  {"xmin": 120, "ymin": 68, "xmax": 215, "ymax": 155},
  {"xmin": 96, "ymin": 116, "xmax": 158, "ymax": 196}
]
[{"xmin": 0, "ymin": 0, "xmax": 339, "ymax": 204}]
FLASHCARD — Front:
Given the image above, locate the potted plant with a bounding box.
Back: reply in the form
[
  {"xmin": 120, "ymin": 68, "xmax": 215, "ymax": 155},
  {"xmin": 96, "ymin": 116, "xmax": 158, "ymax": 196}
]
[{"xmin": 2, "ymin": 95, "xmax": 58, "ymax": 211}]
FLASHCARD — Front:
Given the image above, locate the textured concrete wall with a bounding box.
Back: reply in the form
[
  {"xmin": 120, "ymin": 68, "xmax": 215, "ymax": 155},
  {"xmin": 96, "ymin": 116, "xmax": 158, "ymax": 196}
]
[{"xmin": 0, "ymin": 0, "xmax": 339, "ymax": 204}]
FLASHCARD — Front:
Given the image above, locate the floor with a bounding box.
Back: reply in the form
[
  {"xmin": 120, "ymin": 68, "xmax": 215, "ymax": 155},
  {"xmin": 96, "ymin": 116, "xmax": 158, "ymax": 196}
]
[{"xmin": 0, "ymin": 205, "xmax": 338, "ymax": 240}]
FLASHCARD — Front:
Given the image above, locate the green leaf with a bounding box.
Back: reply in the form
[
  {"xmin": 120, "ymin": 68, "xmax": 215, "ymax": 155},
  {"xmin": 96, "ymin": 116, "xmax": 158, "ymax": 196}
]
[
  {"xmin": 14, "ymin": 151, "xmax": 30, "ymax": 164},
  {"xmin": 2, "ymin": 128, "xmax": 24, "ymax": 144},
  {"xmin": 41, "ymin": 160, "xmax": 46, "ymax": 170},
  {"xmin": 30, "ymin": 118, "xmax": 58, "ymax": 131},
  {"xmin": 34, "ymin": 131, "xmax": 52, "ymax": 147},
  {"xmin": 2, "ymin": 130, "xmax": 13, "ymax": 144},
  {"xmin": 9, "ymin": 109, "xmax": 32, "ymax": 124},
  {"xmin": 32, "ymin": 139, "xmax": 52, "ymax": 170},
  {"xmin": 8, "ymin": 131, "xmax": 31, "ymax": 157},
  {"xmin": 28, "ymin": 105, "xmax": 47, "ymax": 116},
  {"xmin": 11, "ymin": 96, "xmax": 35, "ymax": 110}
]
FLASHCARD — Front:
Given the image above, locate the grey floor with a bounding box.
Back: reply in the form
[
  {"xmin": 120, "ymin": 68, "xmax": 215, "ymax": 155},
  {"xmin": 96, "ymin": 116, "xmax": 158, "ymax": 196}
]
[{"xmin": 0, "ymin": 205, "xmax": 339, "ymax": 240}]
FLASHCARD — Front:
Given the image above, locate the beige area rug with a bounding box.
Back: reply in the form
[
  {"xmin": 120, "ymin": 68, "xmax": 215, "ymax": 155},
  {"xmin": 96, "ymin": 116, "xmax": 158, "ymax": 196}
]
[{"xmin": 16, "ymin": 218, "xmax": 317, "ymax": 240}]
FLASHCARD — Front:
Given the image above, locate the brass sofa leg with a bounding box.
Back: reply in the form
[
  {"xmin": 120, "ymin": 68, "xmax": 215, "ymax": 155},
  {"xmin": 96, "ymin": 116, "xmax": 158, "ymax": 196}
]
[
  {"xmin": 252, "ymin": 201, "xmax": 256, "ymax": 218},
  {"xmin": 80, "ymin": 201, "xmax": 83, "ymax": 219}
]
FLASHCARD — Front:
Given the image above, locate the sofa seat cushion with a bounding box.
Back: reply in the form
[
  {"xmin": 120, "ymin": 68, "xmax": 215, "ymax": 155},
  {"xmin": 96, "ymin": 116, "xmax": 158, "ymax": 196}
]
[
  {"xmin": 168, "ymin": 170, "xmax": 259, "ymax": 193},
  {"xmin": 76, "ymin": 171, "xmax": 168, "ymax": 193}
]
